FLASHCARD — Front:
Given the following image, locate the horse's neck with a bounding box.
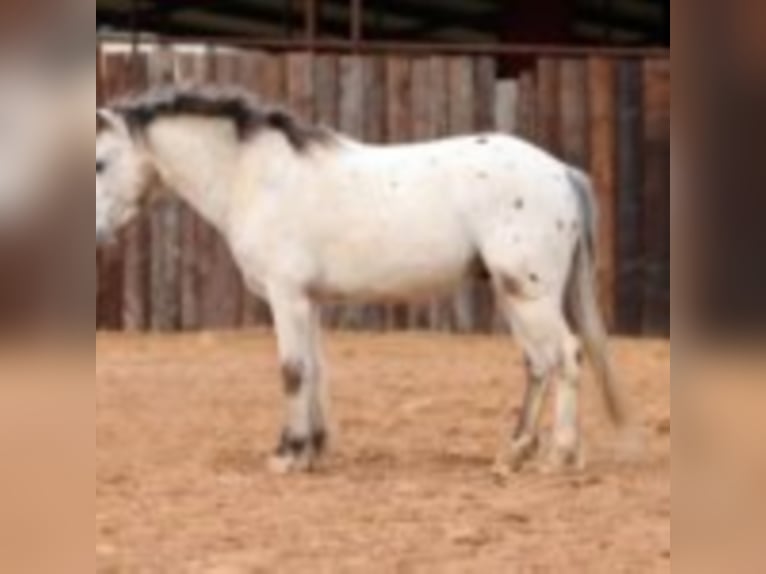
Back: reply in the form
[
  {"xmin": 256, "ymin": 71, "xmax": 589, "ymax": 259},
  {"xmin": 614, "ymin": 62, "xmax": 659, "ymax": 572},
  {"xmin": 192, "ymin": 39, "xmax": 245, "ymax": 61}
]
[{"xmin": 145, "ymin": 117, "xmax": 241, "ymax": 233}]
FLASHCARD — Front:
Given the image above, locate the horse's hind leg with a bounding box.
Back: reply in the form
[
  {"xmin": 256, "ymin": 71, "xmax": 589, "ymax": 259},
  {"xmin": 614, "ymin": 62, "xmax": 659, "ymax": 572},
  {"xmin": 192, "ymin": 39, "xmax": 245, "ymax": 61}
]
[
  {"xmin": 550, "ymin": 330, "xmax": 585, "ymax": 471},
  {"xmin": 267, "ymin": 286, "xmax": 327, "ymax": 473},
  {"xmin": 496, "ymin": 294, "xmax": 583, "ymax": 472},
  {"xmin": 504, "ymin": 351, "xmax": 549, "ymax": 471}
]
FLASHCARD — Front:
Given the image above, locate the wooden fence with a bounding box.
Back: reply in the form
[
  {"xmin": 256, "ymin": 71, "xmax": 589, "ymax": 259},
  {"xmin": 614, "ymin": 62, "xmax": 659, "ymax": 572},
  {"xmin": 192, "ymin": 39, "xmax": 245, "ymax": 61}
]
[{"xmin": 96, "ymin": 44, "xmax": 670, "ymax": 336}]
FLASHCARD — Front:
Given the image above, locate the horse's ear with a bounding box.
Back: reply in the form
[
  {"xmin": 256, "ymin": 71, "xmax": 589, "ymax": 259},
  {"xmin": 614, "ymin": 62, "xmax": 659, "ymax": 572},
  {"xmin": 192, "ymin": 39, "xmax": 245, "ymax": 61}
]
[{"xmin": 97, "ymin": 109, "xmax": 120, "ymax": 135}]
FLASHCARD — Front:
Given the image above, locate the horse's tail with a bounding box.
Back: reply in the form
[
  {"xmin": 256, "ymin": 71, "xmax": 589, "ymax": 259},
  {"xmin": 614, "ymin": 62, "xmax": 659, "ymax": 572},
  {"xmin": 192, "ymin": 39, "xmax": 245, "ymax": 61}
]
[{"xmin": 566, "ymin": 168, "xmax": 629, "ymax": 428}]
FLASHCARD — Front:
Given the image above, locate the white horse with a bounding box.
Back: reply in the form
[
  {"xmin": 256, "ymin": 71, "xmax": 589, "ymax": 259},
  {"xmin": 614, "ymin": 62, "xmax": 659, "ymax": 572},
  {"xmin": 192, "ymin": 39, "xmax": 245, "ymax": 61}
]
[{"xmin": 96, "ymin": 86, "xmax": 628, "ymax": 473}]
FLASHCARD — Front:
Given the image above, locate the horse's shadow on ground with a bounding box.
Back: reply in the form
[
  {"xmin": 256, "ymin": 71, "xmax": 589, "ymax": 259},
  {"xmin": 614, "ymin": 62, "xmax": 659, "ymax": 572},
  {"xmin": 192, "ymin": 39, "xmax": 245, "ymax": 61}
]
[{"xmin": 208, "ymin": 444, "xmax": 496, "ymax": 478}]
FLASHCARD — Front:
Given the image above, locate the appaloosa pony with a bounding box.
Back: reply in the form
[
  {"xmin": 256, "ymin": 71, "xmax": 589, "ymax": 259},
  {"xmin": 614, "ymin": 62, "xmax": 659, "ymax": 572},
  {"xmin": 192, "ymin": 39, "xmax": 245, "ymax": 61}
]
[{"xmin": 96, "ymin": 86, "xmax": 628, "ymax": 473}]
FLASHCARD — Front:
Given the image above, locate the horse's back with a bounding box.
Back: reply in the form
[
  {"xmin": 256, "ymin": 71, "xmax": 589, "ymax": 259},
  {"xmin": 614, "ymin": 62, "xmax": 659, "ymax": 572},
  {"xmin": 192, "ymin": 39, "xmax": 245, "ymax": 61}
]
[
  {"xmin": 364, "ymin": 133, "xmax": 581, "ymax": 292},
  {"xmin": 351, "ymin": 132, "xmax": 560, "ymax": 172}
]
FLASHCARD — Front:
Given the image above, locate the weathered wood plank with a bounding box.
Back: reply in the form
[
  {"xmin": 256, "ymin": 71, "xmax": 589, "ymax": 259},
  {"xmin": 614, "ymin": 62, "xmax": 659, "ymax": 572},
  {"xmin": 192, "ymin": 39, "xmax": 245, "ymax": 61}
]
[
  {"xmin": 246, "ymin": 50, "xmax": 286, "ymax": 105},
  {"xmin": 642, "ymin": 59, "xmax": 671, "ymax": 335},
  {"xmin": 410, "ymin": 58, "xmax": 432, "ymax": 145},
  {"xmin": 286, "ymin": 52, "xmax": 315, "ymax": 121},
  {"xmin": 494, "ymin": 79, "xmax": 519, "ymax": 135},
  {"xmin": 474, "ymin": 56, "xmax": 497, "ymax": 133},
  {"xmin": 516, "ymin": 71, "xmax": 538, "ymax": 142},
  {"xmin": 537, "ymin": 58, "xmax": 561, "ymax": 154},
  {"xmin": 428, "ymin": 57, "xmax": 451, "ymax": 139},
  {"xmin": 559, "ymin": 59, "xmax": 589, "ymax": 169},
  {"xmin": 363, "ymin": 56, "xmax": 386, "ymax": 144},
  {"xmin": 448, "ymin": 57, "xmax": 475, "ymax": 136},
  {"xmin": 314, "ymin": 54, "xmax": 340, "ymax": 128},
  {"xmin": 588, "ymin": 57, "xmax": 618, "ymax": 329},
  {"xmin": 339, "ymin": 55, "xmax": 366, "ymax": 140},
  {"xmin": 385, "ymin": 57, "xmax": 412, "ymax": 144},
  {"xmin": 616, "ymin": 59, "xmax": 646, "ymax": 334}
]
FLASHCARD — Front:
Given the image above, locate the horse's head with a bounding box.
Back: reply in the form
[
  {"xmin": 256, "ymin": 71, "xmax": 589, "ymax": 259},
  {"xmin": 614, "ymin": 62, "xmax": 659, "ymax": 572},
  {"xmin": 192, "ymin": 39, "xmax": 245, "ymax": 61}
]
[{"xmin": 96, "ymin": 109, "xmax": 154, "ymax": 245}]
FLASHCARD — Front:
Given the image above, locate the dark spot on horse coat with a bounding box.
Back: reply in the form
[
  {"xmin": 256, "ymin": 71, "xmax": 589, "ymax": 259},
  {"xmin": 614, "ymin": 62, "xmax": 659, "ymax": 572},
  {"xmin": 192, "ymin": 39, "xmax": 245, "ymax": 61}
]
[
  {"xmin": 467, "ymin": 255, "xmax": 491, "ymax": 281},
  {"xmin": 528, "ymin": 273, "xmax": 540, "ymax": 284},
  {"xmin": 276, "ymin": 428, "xmax": 327, "ymax": 457},
  {"xmin": 501, "ymin": 274, "xmax": 524, "ymax": 297},
  {"xmin": 311, "ymin": 429, "xmax": 327, "ymax": 453},
  {"xmin": 476, "ymin": 137, "xmax": 489, "ymax": 145},
  {"xmin": 281, "ymin": 361, "xmax": 304, "ymax": 395},
  {"xmin": 524, "ymin": 356, "xmax": 545, "ymax": 385},
  {"xmin": 515, "ymin": 199, "xmax": 525, "ymax": 210},
  {"xmin": 524, "ymin": 355, "xmax": 533, "ymax": 373},
  {"xmin": 306, "ymin": 279, "xmax": 345, "ymax": 302},
  {"xmin": 276, "ymin": 431, "xmax": 307, "ymax": 457}
]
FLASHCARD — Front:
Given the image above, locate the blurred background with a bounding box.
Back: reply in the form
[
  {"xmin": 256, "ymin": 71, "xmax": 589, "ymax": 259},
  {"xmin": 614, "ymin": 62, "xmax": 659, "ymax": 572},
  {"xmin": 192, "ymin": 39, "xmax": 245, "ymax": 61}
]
[
  {"xmin": 95, "ymin": 0, "xmax": 670, "ymax": 337},
  {"xmin": 0, "ymin": 0, "xmax": 92, "ymax": 336}
]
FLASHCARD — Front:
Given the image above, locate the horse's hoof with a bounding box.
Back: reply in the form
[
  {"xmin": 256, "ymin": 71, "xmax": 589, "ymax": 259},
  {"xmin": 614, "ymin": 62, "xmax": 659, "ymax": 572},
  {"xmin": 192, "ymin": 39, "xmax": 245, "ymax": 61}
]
[
  {"xmin": 543, "ymin": 445, "xmax": 585, "ymax": 474},
  {"xmin": 269, "ymin": 429, "xmax": 327, "ymax": 474},
  {"xmin": 267, "ymin": 453, "xmax": 315, "ymax": 474},
  {"xmin": 504, "ymin": 436, "xmax": 540, "ymax": 472}
]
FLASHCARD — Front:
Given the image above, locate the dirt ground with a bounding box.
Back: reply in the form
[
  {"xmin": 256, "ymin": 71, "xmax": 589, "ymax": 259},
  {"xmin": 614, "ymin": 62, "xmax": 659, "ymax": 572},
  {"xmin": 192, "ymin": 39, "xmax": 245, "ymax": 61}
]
[{"xmin": 96, "ymin": 331, "xmax": 670, "ymax": 574}]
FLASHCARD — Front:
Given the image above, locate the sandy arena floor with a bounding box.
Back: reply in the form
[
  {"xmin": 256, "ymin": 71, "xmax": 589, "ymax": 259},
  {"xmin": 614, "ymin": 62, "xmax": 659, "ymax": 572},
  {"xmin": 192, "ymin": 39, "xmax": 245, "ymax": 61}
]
[{"xmin": 96, "ymin": 331, "xmax": 670, "ymax": 574}]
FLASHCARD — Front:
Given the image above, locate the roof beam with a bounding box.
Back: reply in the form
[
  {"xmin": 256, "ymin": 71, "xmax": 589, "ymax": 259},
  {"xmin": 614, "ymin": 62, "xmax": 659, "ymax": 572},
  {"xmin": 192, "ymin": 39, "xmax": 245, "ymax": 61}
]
[
  {"xmin": 97, "ymin": 0, "xmax": 669, "ymax": 46},
  {"xmin": 98, "ymin": 0, "xmax": 504, "ymax": 42}
]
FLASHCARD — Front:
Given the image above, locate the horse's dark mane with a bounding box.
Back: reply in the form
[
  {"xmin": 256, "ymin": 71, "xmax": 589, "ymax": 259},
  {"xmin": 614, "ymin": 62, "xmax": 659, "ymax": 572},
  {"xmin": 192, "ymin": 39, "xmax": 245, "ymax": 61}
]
[{"xmin": 111, "ymin": 85, "xmax": 336, "ymax": 152}]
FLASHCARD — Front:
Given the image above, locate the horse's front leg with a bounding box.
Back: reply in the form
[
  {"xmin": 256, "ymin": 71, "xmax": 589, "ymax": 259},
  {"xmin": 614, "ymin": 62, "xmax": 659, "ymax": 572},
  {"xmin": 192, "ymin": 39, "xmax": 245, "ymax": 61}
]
[{"xmin": 267, "ymin": 285, "xmax": 327, "ymax": 474}]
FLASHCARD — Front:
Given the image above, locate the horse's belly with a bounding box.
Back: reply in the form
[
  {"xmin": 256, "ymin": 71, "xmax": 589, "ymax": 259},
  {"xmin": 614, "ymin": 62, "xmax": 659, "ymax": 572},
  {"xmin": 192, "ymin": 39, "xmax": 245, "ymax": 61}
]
[
  {"xmin": 317, "ymin": 224, "xmax": 474, "ymax": 301},
  {"xmin": 322, "ymin": 263, "xmax": 469, "ymax": 302}
]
